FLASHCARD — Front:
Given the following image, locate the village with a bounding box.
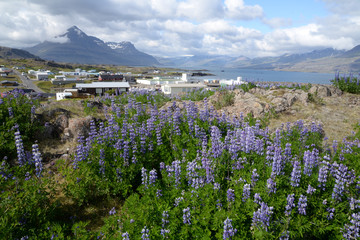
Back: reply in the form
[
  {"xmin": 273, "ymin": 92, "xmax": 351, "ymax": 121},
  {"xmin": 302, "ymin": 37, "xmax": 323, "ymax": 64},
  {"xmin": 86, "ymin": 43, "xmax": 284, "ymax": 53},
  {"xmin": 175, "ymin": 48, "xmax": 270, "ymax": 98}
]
[{"xmin": 0, "ymin": 64, "xmax": 246, "ymax": 100}]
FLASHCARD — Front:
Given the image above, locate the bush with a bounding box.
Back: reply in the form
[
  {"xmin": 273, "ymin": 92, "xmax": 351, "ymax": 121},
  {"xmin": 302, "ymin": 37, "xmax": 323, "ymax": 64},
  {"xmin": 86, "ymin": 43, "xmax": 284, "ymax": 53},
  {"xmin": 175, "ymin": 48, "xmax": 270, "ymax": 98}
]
[{"xmin": 331, "ymin": 72, "xmax": 360, "ymax": 94}]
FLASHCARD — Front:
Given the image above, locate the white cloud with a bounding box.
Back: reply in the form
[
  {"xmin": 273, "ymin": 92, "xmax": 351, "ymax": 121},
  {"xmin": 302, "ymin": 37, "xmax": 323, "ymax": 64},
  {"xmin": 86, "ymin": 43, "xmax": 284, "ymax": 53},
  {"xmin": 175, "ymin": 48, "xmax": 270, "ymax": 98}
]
[
  {"xmin": 177, "ymin": 0, "xmax": 224, "ymax": 21},
  {"xmin": 224, "ymin": 0, "xmax": 263, "ymax": 20},
  {"xmin": 262, "ymin": 17, "xmax": 292, "ymax": 29}
]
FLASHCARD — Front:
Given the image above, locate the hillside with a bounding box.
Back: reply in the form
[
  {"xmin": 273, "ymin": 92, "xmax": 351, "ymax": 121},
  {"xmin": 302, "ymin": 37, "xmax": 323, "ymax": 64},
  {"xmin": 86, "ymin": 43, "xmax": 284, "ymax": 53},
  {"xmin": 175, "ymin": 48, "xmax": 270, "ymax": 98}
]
[{"xmin": 0, "ymin": 46, "xmax": 40, "ymax": 59}]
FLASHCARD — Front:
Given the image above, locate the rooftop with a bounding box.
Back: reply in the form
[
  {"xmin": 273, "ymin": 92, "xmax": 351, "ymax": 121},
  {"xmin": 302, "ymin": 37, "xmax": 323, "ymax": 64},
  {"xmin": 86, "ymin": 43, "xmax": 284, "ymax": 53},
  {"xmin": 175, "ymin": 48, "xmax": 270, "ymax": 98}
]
[{"xmin": 76, "ymin": 82, "xmax": 130, "ymax": 89}]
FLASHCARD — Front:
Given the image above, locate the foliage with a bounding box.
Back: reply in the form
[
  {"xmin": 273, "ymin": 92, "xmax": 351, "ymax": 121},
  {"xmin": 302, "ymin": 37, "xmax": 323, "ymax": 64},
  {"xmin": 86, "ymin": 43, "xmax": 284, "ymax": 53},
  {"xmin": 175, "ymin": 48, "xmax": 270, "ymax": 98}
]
[
  {"xmin": 331, "ymin": 72, "xmax": 360, "ymax": 94},
  {"xmin": 181, "ymin": 88, "xmax": 215, "ymax": 101},
  {"xmin": 0, "ymin": 89, "xmax": 41, "ymax": 162},
  {"xmin": 212, "ymin": 88, "xmax": 235, "ymax": 109},
  {"xmin": 2, "ymin": 89, "xmax": 360, "ymax": 239}
]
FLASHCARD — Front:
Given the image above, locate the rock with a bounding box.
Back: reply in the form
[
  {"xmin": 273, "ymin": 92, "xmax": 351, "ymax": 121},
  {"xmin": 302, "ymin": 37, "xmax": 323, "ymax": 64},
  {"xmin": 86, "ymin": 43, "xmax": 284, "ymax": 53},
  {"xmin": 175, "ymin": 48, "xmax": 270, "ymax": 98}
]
[
  {"xmin": 271, "ymin": 97, "xmax": 288, "ymax": 113},
  {"xmin": 67, "ymin": 116, "xmax": 93, "ymax": 141},
  {"xmin": 309, "ymin": 85, "xmax": 331, "ymax": 97},
  {"xmin": 54, "ymin": 114, "xmax": 69, "ymax": 131},
  {"xmin": 283, "ymin": 92, "xmax": 297, "ymax": 106},
  {"xmin": 328, "ymin": 86, "xmax": 342, "ymax": 96}
]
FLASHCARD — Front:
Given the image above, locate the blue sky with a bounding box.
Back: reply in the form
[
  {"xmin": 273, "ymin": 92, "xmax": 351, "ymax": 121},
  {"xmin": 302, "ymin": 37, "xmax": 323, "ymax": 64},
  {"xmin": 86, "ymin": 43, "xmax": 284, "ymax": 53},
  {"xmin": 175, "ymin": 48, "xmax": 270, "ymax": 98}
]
[{"xmin": 0, "ymin": 0, "xmax": 359, "ymax": 58}]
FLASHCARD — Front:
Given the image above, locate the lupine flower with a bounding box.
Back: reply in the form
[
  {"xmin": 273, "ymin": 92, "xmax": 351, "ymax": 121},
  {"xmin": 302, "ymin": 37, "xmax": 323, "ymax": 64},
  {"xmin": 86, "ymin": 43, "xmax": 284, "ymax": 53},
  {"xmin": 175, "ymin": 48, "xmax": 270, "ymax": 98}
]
[
  {"xmin": 318, "ymin": 162, "xmax": 329, "ymax": 190},
  {"xmin": 251, "ymin": 168, "xmax": 259, "ymax": 186},
  {"xmin": 109, "ymin": 207, "xmax": 116, "ymax": 215},
  {"xmin": 290, "ymin": 161, "xmax": 301, "ymax": 187},
  {"xmin": 342, "ymin": 213, "xmax": 360, "ymax": 239},
  {"xmin": 174, "ymin": 197, "xmax": 184, "ymax": 207},
  {"xmin": 227, "ymin": 189, "xmax": 235, "ymax": 202},
  {"xmin": 223, "ymin": 217, "xmax": 237, "ymax": 240},
  {"xmin": 254, "ymin": 193, "xmax": 262, "ymax": 204},
  {"xmin": 161, "ymin": 211, "xmax": 170, "ymax": 237},
  {"xmin": 306, "ymin": 185, "xmax": 316, "ymax": 195},
  {"xmin": 183, "ymin": 207, "xmax": 191, "ymax": 225},
  {"xmin": 298, "ymin": 195, "xmax": 307, "ymax": 215},
  {"xmin": 99, "ymin": 149, "xmax": 105, "ymax": 177},
  {"xmin": 285, "ymin": 194, "xmax": 295, "ymax": 216},
  {"xmin": 327, "ymin": 207, "xmax": 335, "ymax": 220},
  {"xmin": 243, "ymin": 184, "xmax": 251, "ymax": 202},
  {"xmin": 149, "ymin": 169, "xmax": 157, "ymax": 186},
  {"xmin": 141, "ymin": 226, "xmax": 150, "ymax": 240},
  {"xmin": 141, "ymin": 167, "xmax": 148, "ymax": 189},
  {"xmin": 279, "ymin": 230, "xmax": 290, "ymax": 240},
  {"xmin": 271, "ymin": 146, "xmax": 284, "ymax": 175},
  {"xmin": 32, "ymin": 144, "xmax": 43, "ymax": 178},
  {"xmin": 303, "ymin": 149, "xmax": 318, "ymax": 177},
  {"xmin": 349, "ymin": 197, "xmax": 360, "ymax": 210},
  {"xmin": 214, "ymin": 182, "xmax": 221, "ymax": 190},
  {"xmin": 252, "ymin": 202, "xmax": 274, "ymax": 231},
  {"xmin": 14, "ymin": 130, "xmax": 26, "ymax": 166},
  {"xmin": 8, "ymin": 107, "xmax": 13, "ymax": 118},
  {"xmin": 266, "ymin": 175, "xmax": 277, "ymax": 194}
]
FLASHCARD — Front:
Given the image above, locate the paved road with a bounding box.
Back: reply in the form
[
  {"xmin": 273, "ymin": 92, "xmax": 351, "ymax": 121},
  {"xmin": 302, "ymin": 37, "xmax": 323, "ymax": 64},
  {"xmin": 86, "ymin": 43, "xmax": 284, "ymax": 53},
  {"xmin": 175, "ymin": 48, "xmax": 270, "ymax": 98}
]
[{"xmin": 13, "ymin": 70, "xmax": 44, "ymax": 93}]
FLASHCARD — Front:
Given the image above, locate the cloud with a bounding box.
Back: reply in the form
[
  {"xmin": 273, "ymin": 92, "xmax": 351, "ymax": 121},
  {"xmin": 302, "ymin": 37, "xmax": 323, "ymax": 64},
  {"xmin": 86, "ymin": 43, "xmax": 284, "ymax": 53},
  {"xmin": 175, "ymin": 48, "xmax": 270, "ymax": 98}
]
[
  {"xmin": 224, "ymin": 0, "xmax": 263, "ymax": 20},
  {"xmin": 0, "ymin": 0, "xmax": 360, "ymax": 58}
]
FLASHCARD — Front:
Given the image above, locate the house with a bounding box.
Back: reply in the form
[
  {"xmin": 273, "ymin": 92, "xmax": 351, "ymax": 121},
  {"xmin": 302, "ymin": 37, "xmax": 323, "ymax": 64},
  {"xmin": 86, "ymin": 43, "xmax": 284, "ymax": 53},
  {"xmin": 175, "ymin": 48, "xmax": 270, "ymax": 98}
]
[
  {"xmin": 76, "ymin": 82, "xmax": 130, "ymax": 95},
  {"xmin": 36, "ymin": 72, "xmax": 49, "ymax": 80},
  {"xmin": 161, "ymin": 83, "xmax": 207, "ymax": 95},
  {"xmin": 98, "ymin": 74, "xmax": 123, "ymax": 81},
  {"xmin": 0, "ymin": 80, "xmax": 19, "ymax": 86}
]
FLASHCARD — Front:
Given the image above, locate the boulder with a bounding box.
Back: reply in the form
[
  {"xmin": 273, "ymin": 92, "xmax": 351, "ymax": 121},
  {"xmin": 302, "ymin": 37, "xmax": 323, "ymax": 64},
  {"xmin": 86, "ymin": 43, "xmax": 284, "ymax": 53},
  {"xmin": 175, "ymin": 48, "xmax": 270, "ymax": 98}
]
[{"xmin": 67, "ymin": 116, "xmax": 93, "ymax": 141}]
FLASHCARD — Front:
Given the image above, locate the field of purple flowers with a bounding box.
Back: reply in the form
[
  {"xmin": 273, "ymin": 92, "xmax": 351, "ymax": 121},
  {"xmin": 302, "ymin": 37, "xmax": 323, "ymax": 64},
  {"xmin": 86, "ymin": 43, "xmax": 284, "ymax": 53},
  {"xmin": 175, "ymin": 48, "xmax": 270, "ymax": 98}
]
[{"xmin": 1, "ymin": 85, "xmax": 360, "ymax": 239}]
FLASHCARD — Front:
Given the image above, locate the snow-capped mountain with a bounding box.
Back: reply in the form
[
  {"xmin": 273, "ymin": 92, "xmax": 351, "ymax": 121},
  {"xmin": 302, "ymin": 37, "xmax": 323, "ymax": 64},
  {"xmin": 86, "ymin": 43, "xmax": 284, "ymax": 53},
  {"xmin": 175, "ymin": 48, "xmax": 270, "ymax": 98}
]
[{"xmin": 25, "ymin": 26, "xmax": 159, "ymax": 66}]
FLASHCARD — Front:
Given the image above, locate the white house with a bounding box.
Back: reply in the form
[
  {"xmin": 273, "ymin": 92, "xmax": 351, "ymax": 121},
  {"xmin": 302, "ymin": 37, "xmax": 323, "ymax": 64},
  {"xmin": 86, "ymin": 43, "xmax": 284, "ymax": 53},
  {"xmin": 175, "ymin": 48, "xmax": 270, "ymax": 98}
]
[
  {"xmin": 36, "ymin": 72, "xmax": 49, "ymax": 80},
  {"xmin": 136, "ymin": 76, "xmax": 181, "ymax": 86},
  {"xmin": 219, "ymin": 77, "xmax": 247, "ymax": 86},
  {"xmin": 76, "ymin": 82, "xmax": 130, "ymax": 95},
  {"xmin": 161, "ymin": 83, "xmax": 207, "ymax": 95}
]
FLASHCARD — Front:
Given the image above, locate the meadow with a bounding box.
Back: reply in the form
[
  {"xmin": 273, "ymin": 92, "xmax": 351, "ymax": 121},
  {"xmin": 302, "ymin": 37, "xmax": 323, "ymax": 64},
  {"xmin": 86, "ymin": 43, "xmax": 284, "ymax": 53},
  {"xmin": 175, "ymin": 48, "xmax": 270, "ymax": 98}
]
[{"xmin": 1, "ymin": 76, "xmax": 360, "ymax": 239}]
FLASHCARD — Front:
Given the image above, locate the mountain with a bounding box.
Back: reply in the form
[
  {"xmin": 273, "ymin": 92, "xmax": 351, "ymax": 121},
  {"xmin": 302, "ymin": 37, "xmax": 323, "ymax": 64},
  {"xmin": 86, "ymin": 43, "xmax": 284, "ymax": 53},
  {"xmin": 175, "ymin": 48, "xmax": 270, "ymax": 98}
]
[
  {"xmin": 0, "ymin": 46, "xmax": 40, "ymax": 59},
  {"xmin": 159, "ymin": 47, "xmax": 360, "ymax": 73},
  {"xmin": 25, "ymin": 26, "xmax": 158, "ymax": 66}
]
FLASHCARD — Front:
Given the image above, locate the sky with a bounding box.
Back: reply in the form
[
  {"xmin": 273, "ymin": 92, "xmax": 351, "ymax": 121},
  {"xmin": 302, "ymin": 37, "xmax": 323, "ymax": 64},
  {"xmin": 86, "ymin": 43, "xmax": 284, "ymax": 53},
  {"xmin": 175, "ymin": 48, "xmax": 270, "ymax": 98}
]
[{"xmin": 0, "ymin": 0, "xmax": 359, "ymax": 58}]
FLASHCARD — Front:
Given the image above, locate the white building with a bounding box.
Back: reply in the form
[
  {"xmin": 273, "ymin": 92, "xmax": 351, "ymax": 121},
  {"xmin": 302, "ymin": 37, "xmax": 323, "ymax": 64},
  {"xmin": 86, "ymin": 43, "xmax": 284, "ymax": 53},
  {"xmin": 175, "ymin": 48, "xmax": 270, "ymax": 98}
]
[
  {"xmin": 136, "ymin": 76, "xmax": 182, "ymax": 86},
  {"xmin": 219, "ymin": 77, "xmax": 247, "ymax": 86},
  {"xmin": 161, "ymin": 83, "xmax": 207, "ymax": 95},
  {"xmin": 76, "ymin": 82, "xmax": 130, "ymax": 95},
  {"xmin": 56, "ymin": 89, "xmax": 78, "ymax": 101},
  {"xmin": 36, "ymin": 72, "xmax": 49, "ymax": 80}
]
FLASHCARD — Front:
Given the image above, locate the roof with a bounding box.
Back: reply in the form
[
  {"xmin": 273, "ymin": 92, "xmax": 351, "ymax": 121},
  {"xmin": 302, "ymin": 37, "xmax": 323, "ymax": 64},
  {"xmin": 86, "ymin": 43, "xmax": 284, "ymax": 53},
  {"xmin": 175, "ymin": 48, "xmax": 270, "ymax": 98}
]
[
  {"xmin": 164, "ymin": 83, "xmax": 206, "ymax": 88},
  {"xmin": 76, "ymin": 82, "xmax": 130, "ymax": 89}
]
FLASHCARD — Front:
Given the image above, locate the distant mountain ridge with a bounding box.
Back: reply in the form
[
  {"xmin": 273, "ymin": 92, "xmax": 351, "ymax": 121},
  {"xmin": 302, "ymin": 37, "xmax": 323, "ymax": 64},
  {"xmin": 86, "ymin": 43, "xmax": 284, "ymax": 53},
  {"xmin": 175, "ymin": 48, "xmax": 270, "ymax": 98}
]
[
  {"xmin": 25, "ymin": 26, "xmax": 159, "ymax": 66},
  {"xmin": 0, "ymin": 46, "xmax": 40, "ymax": 59},
  {"xmin": 158, "ymin": 46, "xmax": 360, "ymax": 73}
]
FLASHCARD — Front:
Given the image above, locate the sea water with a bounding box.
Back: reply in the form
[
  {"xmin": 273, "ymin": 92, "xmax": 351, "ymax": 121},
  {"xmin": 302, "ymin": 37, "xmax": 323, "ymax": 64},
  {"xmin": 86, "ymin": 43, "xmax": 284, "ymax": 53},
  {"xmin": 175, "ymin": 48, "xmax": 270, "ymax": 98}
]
[{"xmin": 192, "ymin": 67, "xmax": 335, "ymax": 85}]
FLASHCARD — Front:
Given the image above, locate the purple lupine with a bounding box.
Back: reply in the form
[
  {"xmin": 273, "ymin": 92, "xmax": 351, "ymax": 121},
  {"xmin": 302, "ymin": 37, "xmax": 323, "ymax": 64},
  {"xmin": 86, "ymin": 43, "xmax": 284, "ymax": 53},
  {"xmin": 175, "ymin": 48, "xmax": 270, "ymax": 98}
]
[
  {"xmin": 99, "ymin": 149, "xmax": 105, "ymax": 177},
  {"xmin": 251, "ymin": 168, "xmax": 259, "ymax": 187},
  {"xmin": 141, "ymin": 226, "xmax": 150, "ymax": 240},
  {"xmin": 285, "ymin": 194, "xmax": 295, "ymax": 216},
  {"xmin": 303, "ymin": 149, "xmax": 318, "ymax": 177},
  {"xmin": 327, "ymin": 207, "xmax": 335, "ymax": 220},
  {"xmin": 306, "ymin": 185, "xmax": 316, "ymax": 195},
  {"xmin": 290, "ymin": 161, "xmax": 301, "ymax": 187},
  {"xmin": 183, "ymin": 207, "xmax": 191, "ymax": 225},
  {"xmin": 149, "ymin": 169, "xmax": 157, "ymax": 186},
  {"xmin": 254, "ymin": 193, "xmax": 262, "ymax": 204},
  {"xmin": 318, "ymin": 161, "xmax": 329, "ymax": 190},
  {"xmin": 223, "ymin": 217, "xmax": 237, "ymax": 240},
  {"xmin": 242, "ymin": 184, "xmax": 251, "ymax": 202},
  {"xmin": 109, "ymin": 207, "xmax": 116, "ymax": 215},
  {"xmin": 284, "ymin": 143, "xmax": 292, "ymax": 162},
  {"xmin": 141, "ymin": 167, "xmax": 148, "ymax": 189},
  {"xmin": 342, "ymin": 213, "xmax": 360, "ymax": 239},
  {"xmin": 331, "ymin": 163, "xmax": 348, "ymax": 201},
  {"xmin": 266, "ymin": 175, "xmax": 277, "ymax": 194},
  {"xmin": 252, "ymin": 202, "xmax": 274, "ymax": 231},
  {"xmin": 227, "ymin": 189, "xmax": 235, "ymax": 202},
  {"xmin": 298, "ymin": 195, "xmax": 307, "ymax": 215},
  {"xmin": 14, "ymin": 130, "xmax": 26, "ymax": 166},
  {"xmin": 8, "ymin": 107, "xmax": 13, "ymax": 118},
  {"xmin": 271, "ymin": 146, "xmax": 284, "ymax": 175},
  {"xmin": 32, "ymin": 144, "xmax": 43, "ymax": 178},
  {"xmin": 349, "ymin": 197, "xmax": 360, "ymax": 210},
  {"xmin": 161, "ymin": 210, "xmax": 170, "ymax": 237},
  {"xmin": 173, "ymin": 160, "xmax": 181, "ymax": 188},
  {"xmin": 210, "ymin": 126, "xmax": 223, "ymax": 159},
  {"xmin": 279, "ymin": 230, "xmax": 290, "ymax": 240},
  {"xmin": 186, "ymin": 160, "xmax": 199, "ymax": 186},
  {"xmin": 174, "ymin": 197, "xmax": 184, "ymax": 207}
]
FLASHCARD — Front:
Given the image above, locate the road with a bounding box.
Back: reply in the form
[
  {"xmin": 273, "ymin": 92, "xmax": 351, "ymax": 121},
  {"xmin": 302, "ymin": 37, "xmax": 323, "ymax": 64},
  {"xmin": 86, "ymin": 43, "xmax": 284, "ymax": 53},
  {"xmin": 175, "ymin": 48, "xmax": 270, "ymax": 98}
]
[{"xmin": 13, "ymin": 70, "xmax": 44, "ymax": 93}]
